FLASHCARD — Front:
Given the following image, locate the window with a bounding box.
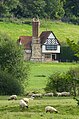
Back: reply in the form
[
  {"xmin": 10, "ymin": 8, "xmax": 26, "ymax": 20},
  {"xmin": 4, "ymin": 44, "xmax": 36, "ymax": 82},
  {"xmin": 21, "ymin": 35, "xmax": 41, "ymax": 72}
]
[
  {"xmin": 45, "ymin": 54, "xmax": 51, "ymax": 58},
  {"xmin": 46, "ymin": 45, "xmax": 57, "ymax": 50}
]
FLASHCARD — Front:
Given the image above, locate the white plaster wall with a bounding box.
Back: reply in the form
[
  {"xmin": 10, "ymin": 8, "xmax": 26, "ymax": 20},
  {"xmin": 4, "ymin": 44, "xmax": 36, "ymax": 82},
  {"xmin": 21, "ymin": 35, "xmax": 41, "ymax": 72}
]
[{"xmin": 42, "ymin": 45, "xmax": 60, "ymax": 53}]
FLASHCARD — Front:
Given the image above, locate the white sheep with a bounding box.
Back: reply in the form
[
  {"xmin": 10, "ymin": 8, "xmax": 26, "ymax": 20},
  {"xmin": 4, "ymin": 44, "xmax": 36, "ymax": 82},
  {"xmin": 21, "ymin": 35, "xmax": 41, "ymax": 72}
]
[
  {"xmin": 8, "ymin": 95, "xmax": 17, "ymax": 100},
  {"xmin": 19, "ymin": 99, "xmax": 28, "ymax": 109},
  {"xmin": 56, "ymin": 92, "xmax": 62, "ymax": 96},
  {"xmin": 32, "ymin": 93, "xmax": 42, "ymax": 98},
  {"xmin": 22, "ymin": 98, "xmax": 30, "ymax": 104},
  {"xmin": 61, "ymin": 92, "xmax": 70, "ymax": 96},
  {"xmin": 22, "ymin": 96, "xmax": 34, "ymax": 104},
  {"xmin": 44, "ymin": 93, "xmax": 54, "ymax": 97},
  {"xmin": 45, "ymin": 106, "xmax": 58, "ymax": 113}
]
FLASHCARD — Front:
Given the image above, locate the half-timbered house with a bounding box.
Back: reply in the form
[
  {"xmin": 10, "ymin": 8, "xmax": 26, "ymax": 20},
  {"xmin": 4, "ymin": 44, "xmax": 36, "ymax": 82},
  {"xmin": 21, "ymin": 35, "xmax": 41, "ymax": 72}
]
[{"xmin": 18, "ymin": 18, "xmax": 60, "ymax": 62}]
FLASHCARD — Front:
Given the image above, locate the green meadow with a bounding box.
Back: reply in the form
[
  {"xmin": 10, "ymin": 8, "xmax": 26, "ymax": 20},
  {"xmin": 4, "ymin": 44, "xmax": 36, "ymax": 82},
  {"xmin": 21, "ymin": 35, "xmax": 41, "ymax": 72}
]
[
  {"xmin": 26, "ymin": 62, "xmax": 79, "ymax": 93},
  {"xmin": 0, "ymin": 96, "xmax": 79, "ymax": 119},
  {"xmin": 0, "ymin": 20, "xmax": 79, "ymax": 118},
  {"xmin": 0, "ymin": 62, "xmax": 79, "ymax": 119},
  {"xmin": 0, "ymin": 19, "xmax": 79, "ymax": 43}
]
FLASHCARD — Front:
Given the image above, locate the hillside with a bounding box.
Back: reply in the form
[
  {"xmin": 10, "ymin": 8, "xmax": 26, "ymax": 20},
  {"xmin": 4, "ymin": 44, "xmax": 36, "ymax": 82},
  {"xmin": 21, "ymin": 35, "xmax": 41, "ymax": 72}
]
[{"xmin": 0, "ymin": 20, "xmax": 79, "ymax": 43}]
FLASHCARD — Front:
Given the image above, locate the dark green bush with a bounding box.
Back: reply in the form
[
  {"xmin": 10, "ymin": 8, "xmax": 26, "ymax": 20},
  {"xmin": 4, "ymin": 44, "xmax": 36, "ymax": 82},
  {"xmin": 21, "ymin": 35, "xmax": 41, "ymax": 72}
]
[
  {"xmin": 0, "ymin": 33, "xmax": 29, "ymax": 95},
  {"xmin": 0, "ymin": 70, "xmax": 23, "ymax": 95},
  {"xmin": 60, "ymin": 45, "xmax": 78, "ymax": 62},
  {"xmin": 45, "ymin": 67, "xmax": 79, "ymax": 96},
  {"xmin": 45, "ymin": 72, "xmax": 72, "ymax": 93}
]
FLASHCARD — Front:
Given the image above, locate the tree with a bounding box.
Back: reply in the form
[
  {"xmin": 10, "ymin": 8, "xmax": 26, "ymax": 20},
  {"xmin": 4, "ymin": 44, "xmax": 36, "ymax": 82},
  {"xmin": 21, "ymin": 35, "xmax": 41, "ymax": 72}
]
[
  {"xmin": 63, "ymin": 0, "xmax": 79, "ymax": 17},
  {"xmin": 0, "ymin": 0, "xmax": 20, "ymax": 17},
  {"xmin": 44, "ymin": 0, "xmax": 65, "ymax": 19},
  {"xmin": 0, "ymin": 32, "xmax": 29, "ymax": 95},
  {"xmin": 19, "ymin": 0, "xmax": 46, "ymax": 18},
  {"xmin": 67, "ymin": 39, "xmax": 79, "ymax": 58}
]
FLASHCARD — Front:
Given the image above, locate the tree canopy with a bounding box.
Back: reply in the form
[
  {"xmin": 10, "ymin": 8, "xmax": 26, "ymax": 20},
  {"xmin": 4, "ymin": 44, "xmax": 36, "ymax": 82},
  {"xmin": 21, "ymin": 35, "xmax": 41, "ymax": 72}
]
[
  {"xmin": 0, "ymin": 32, "xmax": 29, "ymax": 95},
  {"xmin": 0, "ymin": 0, "xmax": 79, "ymax": 24}
]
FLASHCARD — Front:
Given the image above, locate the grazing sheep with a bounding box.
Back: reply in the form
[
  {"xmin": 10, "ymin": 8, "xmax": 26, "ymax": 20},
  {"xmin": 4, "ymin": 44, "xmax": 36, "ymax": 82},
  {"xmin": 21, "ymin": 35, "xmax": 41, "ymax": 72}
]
[
  {"xmin": 8, "ymin": 95, "xmax": 17, "ymax": 100},
  {"xmin": 22, "ymin": 98, "xmax": 30, "ymax": 104},
  {"xmin": 44, "ymin": 93, "xmax": 54, "ymax": 97},
  {"xmin": 61, "ymin": 92, "xmax": 70, "ymax": 96},
  {"xmin": 22, "ymin": 96, "xmax": 34, "ymax": 104},
  {"xmin": 45, "ymin": 106, "xmax": 58, "ymax": 113},
  {"xmin": 19, "ymin": 99, "xmax": 28, "ymax": 109},
  {"xmin": 56, "ymin": 92, "xmax": 62, "ymax": 96},
  {"xmin": 32, "ymin": 93, "xmax": 42, "ymax": 98},
  {"xmin": 56, "ymin": 92, "xmax": 70, "ymax": 97}
]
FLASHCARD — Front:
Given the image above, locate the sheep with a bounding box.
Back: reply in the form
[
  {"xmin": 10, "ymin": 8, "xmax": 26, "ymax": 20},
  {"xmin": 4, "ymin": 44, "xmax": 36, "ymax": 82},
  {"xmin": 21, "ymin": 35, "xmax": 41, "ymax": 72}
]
[
  {"xmin": 61, "ymin": 92, "xmax": 70, "ymax": 96},
  {"xmin": 19, "ymin": 99, "xmax": 28, "ymax": 109},
  {"xmin": 44, "ymin": 93, "xmax": 54, "ymax": 97},
  {"xmin": 22, "ymin": 96, "xmax": 34, "ymax": 104},
  {"xmin": 8, "ymin": 95, "xmax": 17, "ymax": 100},
  {"xmin": 45, "ymin": 106, "xmax": 58, "ymax": 113},
  {"xmin": 31, "ymin": 93, "xmax": 42, "ymax": 98},
  {"xmin": 22, "ymin": 98, "xmax": 29, "ymax": 104},
  {"xmin": 56, "ymin": 92, "xmax": 62, "ymax": 97},
  {"xmin": 56, "ymin": 92, "xmax": 70, "ymax": 97}
]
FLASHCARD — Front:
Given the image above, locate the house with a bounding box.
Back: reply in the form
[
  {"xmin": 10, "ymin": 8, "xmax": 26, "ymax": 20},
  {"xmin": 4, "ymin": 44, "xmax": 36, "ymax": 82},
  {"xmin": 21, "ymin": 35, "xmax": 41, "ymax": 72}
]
[{"xmin": 18, "ymin": 18, "xmax": 60, "ymax": 62}]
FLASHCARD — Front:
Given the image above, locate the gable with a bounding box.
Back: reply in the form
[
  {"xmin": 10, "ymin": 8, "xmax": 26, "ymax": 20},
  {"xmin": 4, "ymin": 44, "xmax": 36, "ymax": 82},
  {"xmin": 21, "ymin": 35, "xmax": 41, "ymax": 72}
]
[
  {"xmin": 40, "ymin": 31, "xmax": 60, "ymax": 45},
  {"xmin": 45, "ymin": 33, "xmax": 59, "ymax": 45}
]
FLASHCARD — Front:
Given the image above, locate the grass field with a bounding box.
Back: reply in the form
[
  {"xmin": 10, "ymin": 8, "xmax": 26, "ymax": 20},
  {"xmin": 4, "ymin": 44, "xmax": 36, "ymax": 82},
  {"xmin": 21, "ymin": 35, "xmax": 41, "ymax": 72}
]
[
  {"xmin": 26, "ymin": 62, "xmax": 79, "ymax": 93},
  {"xmin": 0, "ymin": 63, "xmax": 79, "ymax": 119},
  {"xmin": 0, "ymin": 19, "xmax": 79, "ymax": 43},
  {"xmin": 0, "ymin": 19, "xmax": 79, "ymax": 118},
  {"xmin": 0, "ymin": 96, "xmax": 79, "ymax": 119}
]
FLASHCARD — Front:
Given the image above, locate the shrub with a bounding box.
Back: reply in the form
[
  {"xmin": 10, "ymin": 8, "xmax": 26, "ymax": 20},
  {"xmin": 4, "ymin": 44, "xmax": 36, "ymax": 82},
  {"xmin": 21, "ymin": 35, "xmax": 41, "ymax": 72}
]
[
  {"xmin": 0, "ymin": 70, "xmax": 23, "ymax": 95},
  {"xmin": 0, "ymin": 32, "xmax": 29, "ymax": 95},
  {"xmin": 45, "ymin": 72, "xmax": 72, "ymax": 93},
  {"xmin": 45, "ymin": 67, "xmax": 79, "ymax": 96}
]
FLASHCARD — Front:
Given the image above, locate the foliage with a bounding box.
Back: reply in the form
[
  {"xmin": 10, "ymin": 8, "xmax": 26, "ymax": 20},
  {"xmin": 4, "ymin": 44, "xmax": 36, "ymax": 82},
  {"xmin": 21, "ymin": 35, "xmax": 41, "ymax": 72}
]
[
  {"xmin": 45, "ymin": 67, "xmax": 79, "ymax": 96},
  {"xmin": 0, "ymin": 70, "xmax": 23, "ymax": 95},
  {"xmin": 67, "ymin": 39, "xmax": 79, "ymax": 58},
  {"xmin": 0, "ymin": 32, "xmax": 29, "ymax": 95},
  {"xmin": 44, "ymin": 0, "xmax": 65, "ymax": 19},
  {"xmin": 0, "ymin": 0, "xmax": 20, "ymax": 17},
  {"xmin": 25, "ymin": 62, "xmax": 79, "ymax": 93},
  {"xmin": 44, "ymin": 72, "xmax": 72, "ymax": 93},
  {"xmin": 0, "ymin": 0, "xmax": 79, "ymax": 24},
  {"xmin": 60, "ymin": 45, "xmax": 78, "ymax": 62}
]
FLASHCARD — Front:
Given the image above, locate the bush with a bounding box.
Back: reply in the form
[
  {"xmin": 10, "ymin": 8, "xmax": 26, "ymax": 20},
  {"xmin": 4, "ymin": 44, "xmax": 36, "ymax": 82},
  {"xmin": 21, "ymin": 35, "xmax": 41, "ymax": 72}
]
[
  {"xmin": 60, "ymin": 45, "xmax": 78, "ymax": 62},
  {"xmin": 45, "ymin": 72, "xmax": 72, "ymax": 93},
  {"xmin": 45, "ymin": 67, "xmax": 79, "ymax": 96},
  {"xmin": 0, "ymin": 70, "xmax": 23, "ymax": 95},
  {"xmin": 0, "ymin": 33, "xmax": 29, "ymax": 95}
]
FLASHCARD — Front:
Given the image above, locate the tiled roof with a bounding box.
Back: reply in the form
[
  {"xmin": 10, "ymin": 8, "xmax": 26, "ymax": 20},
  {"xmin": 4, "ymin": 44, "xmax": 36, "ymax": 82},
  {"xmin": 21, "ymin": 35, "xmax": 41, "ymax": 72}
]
[
  {"xmin": 18, "ymin": 31, "xmax": 60, "ymax": 50},
  {"xmin": 40, "ymin": 31, "xmax": 60, "ymax": 45},
  {"xmin": 18, "ymin": 36, "xmax": 32, "ymax": 50}
]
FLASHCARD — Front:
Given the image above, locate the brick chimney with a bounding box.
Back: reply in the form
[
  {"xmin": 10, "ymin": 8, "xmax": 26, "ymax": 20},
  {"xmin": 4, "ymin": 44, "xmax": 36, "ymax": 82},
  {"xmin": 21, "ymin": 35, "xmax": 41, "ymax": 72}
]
[
  {"xmin": 30, "ymin": 18, "xmax": 42, "ymax": 62},
  {"xmin": 32, "ymin": 18, "xmax": 40, "ymax": 38}
]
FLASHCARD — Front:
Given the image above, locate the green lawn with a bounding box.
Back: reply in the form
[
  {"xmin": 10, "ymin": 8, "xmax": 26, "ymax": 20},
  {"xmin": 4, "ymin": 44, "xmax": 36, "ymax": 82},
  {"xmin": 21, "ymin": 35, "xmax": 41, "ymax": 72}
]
[
  {"xmin": 0, "ymin": 96, "xmax": 79, "ymax": 119},
  {"xmin": 0, "ymin": 19, "xmax": 79, "ymax": 43},
  {"xmin": 26, "ymin": 62, "xmax": 79, "ymax": 93}
]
